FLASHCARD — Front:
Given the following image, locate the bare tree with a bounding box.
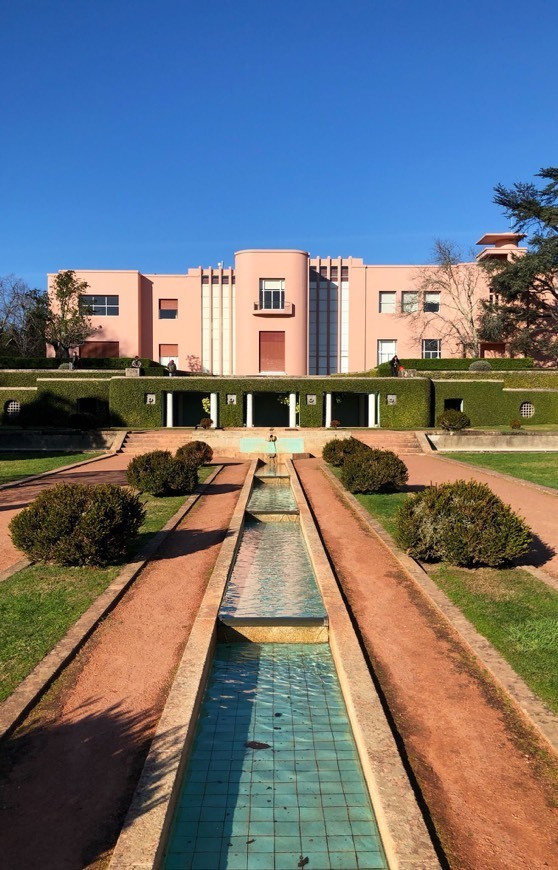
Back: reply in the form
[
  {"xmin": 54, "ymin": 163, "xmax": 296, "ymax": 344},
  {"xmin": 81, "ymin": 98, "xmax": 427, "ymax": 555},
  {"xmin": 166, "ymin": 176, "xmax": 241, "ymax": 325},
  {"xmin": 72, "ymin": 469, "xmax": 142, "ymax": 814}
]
[
  {"xmin": 402, "ymin": 240, "xmax": 484, "ymax": 358},
  {"xmin": 0, "ymin": 275, "xmax": 48, "ymax": 357}
]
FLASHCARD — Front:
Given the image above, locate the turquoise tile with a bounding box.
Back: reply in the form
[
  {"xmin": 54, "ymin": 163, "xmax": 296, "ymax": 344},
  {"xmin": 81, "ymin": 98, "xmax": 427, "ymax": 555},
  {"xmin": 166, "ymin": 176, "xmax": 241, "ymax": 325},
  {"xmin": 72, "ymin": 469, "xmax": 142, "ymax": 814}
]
[
  {"xmin": 327, "ymin": 834, "xmax": 357, "ymax": 851},
  {"xmin": 248, "ymin": 836, "xmax": 275, "ymax": 853},
  {"xmin": 300, "ymin": 852, "xmax": 329, "ymax": 869},
  {"xmin": 358, "ymin": 853, "xmax": 387, "ymax": 869},
  {"xmin": 223, "ymin": 852, "xmax": 249, "ymax": 870},
  {"xmin": 300, "ymin": 835, "xmax": 327, "ymax": 852},
  {"xmin": 329, "ymin": 852, "xmax": 359, "ymax": 869},
  {"xmin": 249, "ymin": 806, "xmax": 274, "ymax": 822},
  {"xmin": 274, "ymin": 835, "xmax": 302, "ymax": 852},
  {"xmin": 247, "ymin": 852, "xmax": 275, "ymax": 869},
  {"xmin": 248, "ymin": 820, "xmax": 274, "ymax": 836},
  {"xmin": 323, "ymin": 806, "xmax": 349, "ymax": 822},
  {"xmin": 192, "ymin": 852, "xmax": 221, "ymax": 869},
  {"xmin": 165, "ymin": 855, "xmax": 192, "ymax": 870},
  {"xmin": 298, "ymin": 806, "xmax": 323, "ymax": 821},
  {"xmin": 299, "ymin": 820, "xmax": 326, "ymax": 837}
]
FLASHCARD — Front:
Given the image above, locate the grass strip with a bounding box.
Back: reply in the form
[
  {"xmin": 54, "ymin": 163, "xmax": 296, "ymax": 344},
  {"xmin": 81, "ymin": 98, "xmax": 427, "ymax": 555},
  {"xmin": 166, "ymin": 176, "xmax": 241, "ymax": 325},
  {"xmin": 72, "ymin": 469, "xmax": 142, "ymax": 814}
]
[
  {"xmin": 447, "ymin": 452, "xmax": 558, "ymax": 490},
  {"xmin": 431, "ymin": 565, "xmax": 558, "ymax": 713},
  {"xmin": 0, "ymin": 452, "xmax": 103, "ymax": 486},
  {"xmin": 0, "ymin": 466, "xmax": 214, "ymax": 701}
]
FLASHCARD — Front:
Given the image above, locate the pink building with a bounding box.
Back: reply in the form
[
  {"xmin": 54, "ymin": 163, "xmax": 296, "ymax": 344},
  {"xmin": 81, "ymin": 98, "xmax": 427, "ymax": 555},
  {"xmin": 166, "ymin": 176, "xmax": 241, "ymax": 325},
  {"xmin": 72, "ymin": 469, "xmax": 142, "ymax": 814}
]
[{"xmin": 48, "ymin": 233, "xmax": 525, "ymax": 372}]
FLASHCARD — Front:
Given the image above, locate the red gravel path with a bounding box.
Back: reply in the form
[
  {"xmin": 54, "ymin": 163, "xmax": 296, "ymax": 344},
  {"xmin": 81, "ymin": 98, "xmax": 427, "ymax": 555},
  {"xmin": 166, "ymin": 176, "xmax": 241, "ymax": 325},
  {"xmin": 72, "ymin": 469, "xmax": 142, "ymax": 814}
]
[
  {"xmin": 403, "ymin": 453, "xmax": 558, "ymax": 578},
  {"xmin": 296, "ymin": 458, "xmax": 558, "ymax": 870},
  {"xmin": 0, "ymin": 460, "xmax": 248, "ymax": 870}
]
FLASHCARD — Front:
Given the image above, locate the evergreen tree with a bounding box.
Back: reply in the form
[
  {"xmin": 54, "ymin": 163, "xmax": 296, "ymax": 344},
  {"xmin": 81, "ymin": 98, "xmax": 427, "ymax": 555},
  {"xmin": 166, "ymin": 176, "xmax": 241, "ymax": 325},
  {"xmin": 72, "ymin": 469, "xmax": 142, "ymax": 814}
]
[
  {"xmin": 480, "ymin": 167, "xmax": 558, "ymax": 361},
  {"xmin": 45, "ymin": 271, "xmax": 97, "ymax": 359}
]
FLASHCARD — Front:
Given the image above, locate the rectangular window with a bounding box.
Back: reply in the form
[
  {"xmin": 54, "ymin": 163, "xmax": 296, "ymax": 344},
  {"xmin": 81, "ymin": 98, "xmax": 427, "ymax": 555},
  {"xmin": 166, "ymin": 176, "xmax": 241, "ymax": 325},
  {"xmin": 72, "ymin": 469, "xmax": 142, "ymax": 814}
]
[
  {"xmin": 401, "ymin": 291, "xmax": 419, "ymax": 313},
  {"xmin": 378, "ymin": 339, "xmax": 396, "ymax": 365},
  {"xmin": 422, "ymin": 339, "xmax": 441, "ymax": 359},
  {"xmin": 159, "ymin": 343, "xmax": 178, "ymax": 367},
  {"xmin": 259, "ymin": 279, "xmax": 285, "ymax": 310},
  {"xmin": 81, "ymin": 295, "xmax": 119, "ymax": 316},
  {"xmin": 379, "ymin": 292, "xmax": 396, "ymax": 314},
  {"xmin": 424, "ymin": 291, "xmax": 440, "ymax": 313},
  {"xmin": 158, "ymin": 299, "xmax": 178, "ymax": 319}
]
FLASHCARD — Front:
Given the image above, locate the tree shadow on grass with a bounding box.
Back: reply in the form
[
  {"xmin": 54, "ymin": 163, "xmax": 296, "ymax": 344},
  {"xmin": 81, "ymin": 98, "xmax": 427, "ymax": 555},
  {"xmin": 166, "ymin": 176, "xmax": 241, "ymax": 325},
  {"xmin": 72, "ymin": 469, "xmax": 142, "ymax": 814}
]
[{"xmin": 0, "ymin": 699, "xmax": 181, "ymax": 870}]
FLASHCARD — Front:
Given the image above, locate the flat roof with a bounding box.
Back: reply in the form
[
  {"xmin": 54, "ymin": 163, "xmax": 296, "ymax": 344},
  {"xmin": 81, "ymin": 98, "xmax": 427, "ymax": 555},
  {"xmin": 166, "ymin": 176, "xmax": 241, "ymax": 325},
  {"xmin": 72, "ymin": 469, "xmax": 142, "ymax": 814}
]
[{"xmin": 476, "ymin": 233, "xmax": 526, "ymax": 246}]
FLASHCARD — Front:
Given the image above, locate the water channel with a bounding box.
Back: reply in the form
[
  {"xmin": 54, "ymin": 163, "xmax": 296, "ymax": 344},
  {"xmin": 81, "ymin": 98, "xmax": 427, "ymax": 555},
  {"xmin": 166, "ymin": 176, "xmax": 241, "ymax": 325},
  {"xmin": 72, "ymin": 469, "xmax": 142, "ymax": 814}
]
[{"xmin": 163, "ymin": 472, "xmax": 388, "ymax": 870}]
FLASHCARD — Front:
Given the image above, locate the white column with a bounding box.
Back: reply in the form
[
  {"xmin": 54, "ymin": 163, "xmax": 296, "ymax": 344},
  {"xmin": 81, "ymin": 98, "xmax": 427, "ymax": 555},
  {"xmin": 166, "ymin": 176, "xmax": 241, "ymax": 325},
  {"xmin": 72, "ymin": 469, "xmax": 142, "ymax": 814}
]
[
  {"xmin": 368, "ymin": 393, "xmax": 377, "ymax": 428},
  {"xmin": 289, "ymin": 393, "xmax": 297, "ymax": 428},
  {"xmin": 166, "ymin": 392, "xmax": 174, "ymax": 428},
  {"xmin": 210, "ymin": 393, "xmax": 218, "ymax": 428},
  {"xmin": 325, "ymin": 393, "xmax": 332, "ymax": 428},
  {"xmin": 246, "ymin": 392, "xmax": 254, "ymax": 428}
]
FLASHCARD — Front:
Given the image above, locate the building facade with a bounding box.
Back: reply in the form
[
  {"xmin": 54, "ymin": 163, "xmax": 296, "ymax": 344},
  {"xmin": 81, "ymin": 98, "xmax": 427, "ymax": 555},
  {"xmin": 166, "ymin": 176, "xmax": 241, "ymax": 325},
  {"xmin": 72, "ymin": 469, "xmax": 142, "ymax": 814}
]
[{"xmin": 48, "ymin": 233, "xmax": 525, "ymax": 373}]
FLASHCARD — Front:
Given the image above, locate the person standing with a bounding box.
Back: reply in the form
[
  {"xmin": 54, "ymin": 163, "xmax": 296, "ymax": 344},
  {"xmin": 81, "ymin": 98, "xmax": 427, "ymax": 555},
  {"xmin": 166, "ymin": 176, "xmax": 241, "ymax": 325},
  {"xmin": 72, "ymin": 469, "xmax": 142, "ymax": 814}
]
[
  {"xmin": 390, "ymin": 355, "xmax": 400, "ymax": 377},
  {"xmin": 166, "ymin": 359, "xmax": 177, "ymax": 376}
]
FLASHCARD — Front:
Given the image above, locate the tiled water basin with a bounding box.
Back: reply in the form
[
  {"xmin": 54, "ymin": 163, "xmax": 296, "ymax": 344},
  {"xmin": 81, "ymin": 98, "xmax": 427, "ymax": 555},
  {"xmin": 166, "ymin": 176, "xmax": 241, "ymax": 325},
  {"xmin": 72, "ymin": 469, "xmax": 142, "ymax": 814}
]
[
  {"xmin": 164, "ymin": 644, "xmax": 388, "ymax": 870},
  {"xmin": 247, "ymin": 480, "xmax": 298, "ymax": 514},
  {"xmin": 220, "ymin": 519, "xmax": 326, "ymax": 621}
]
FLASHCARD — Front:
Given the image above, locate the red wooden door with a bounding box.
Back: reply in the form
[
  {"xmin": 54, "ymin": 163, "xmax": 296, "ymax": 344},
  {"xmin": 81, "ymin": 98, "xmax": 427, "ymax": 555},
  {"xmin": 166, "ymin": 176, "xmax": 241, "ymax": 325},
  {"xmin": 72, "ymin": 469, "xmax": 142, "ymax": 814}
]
[{"xmin": 259, "ymin": 331, "xmax": 285, "ymax": 372}]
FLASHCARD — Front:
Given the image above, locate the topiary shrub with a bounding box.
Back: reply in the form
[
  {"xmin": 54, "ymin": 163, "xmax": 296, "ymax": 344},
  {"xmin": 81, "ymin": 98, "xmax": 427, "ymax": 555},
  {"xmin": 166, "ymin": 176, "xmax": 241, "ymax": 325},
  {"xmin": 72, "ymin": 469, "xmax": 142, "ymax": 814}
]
[
  {"xmin": 9, "ymin": 482, "xmax": 145, "ymax": 566},
  {"xmin": 394, "ymin": 480, "xmax": 532, "ymax": 567},
  {"xmin": 199, "ymin": 417, "xmax": 212, "ymax": 429},
  {"xmin": 469, "ymin": 360, "xmax": 492, "ymax": 372},
  {"xmin": 341, "ymin": 448, "xmax": 409, "ymax": 493},
  {"xmin": 126, "ymin": 450, "xmax": 198, "ymax": 496},
  {"xmin": 175, "ymin": 440, "xmax": 213, "ymax": 467},
  {"xmin": 330, "ymin": 419, "xmax": 341, "ymax": 428},
  {"xmin": 436, "ymin": 409, "xmax": 471, "ymax": 431},
  {"xmin": 322, "ymin": 436, "xmax": 368, "ymax": 467},
  {"xmin": 510, "ymin": 419, "xmax": 523, "ymax": 430}
]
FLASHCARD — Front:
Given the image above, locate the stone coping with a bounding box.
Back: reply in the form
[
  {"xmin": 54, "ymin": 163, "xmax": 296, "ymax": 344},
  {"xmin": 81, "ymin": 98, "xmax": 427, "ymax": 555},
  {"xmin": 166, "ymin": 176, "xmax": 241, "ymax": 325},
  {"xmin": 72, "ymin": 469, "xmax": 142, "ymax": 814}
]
[
  {"xmin": 109, "ymin": 461, "xmax": 257, "ymax": 870},
  {"xmin": 0, "ymin": 465, "xmax": 225, "ymax": 742},
  {"xmin": 320, "ymin": 463, "xmax": 558, "ymax": 756},
  {"xmin": 289, "ymin": 460, "xmax": 440, "ymax": 869}
]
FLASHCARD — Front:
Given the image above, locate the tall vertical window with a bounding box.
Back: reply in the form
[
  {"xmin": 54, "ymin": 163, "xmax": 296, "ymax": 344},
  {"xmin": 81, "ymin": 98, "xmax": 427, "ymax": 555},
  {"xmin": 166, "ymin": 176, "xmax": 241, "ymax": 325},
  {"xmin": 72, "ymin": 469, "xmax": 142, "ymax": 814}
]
[
  {"xmin": 424, "ymin": 292, "xmax": 440, "ymax": 313},
  {"xmin": 379, "ymin": 292, "xmax": 396, "ymax": 313},
  {"xmin": 377, "ymin": 340, "xmax": 396, "ymax": 365},
  {"xmin": 422, "ymin": 339, "xmax": 441, "ymax": 359},
  {"xmin": 259, "ymin": 279, "xmax": 285, "ymax": 310},
  {"xmin": 81, "ymin": 295, "xmax": 119, "ymax": 316},
  {"xmin": 401, "ymin": 291, "xmax": 419, "ymax": 313}
]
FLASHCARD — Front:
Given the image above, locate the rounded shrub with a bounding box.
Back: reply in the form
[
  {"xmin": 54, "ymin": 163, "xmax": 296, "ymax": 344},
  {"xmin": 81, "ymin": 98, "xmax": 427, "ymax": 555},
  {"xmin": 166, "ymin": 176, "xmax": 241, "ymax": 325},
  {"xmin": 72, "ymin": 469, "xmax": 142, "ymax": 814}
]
[
  {"xmin": 126, "ymin": 450, "xmax": 198, "ymax": 496},
  {"xmin": 9, "ymin": 482, "xmax": 145, "ymax": 567},
  {"xmin": 394, "ymin": 480, "xmax": 532, "ymax": 567},
  {"xmin": 436, "ymin": 409, "xmax": 471, "ymax": 431},
  {"xmin": 341, "ymin": 448, "xmax": 409, "ymax": 494},
  {"xmin": 469, "ymin": 359, "xmax": 492, "ymax": 372},
  {"xmin": 322, "ymin": 436, "xmax": 368, "ymax": 467},
  {"xmin": 175, "ymin": 440, "xmax": 213, "ymax": 467}
]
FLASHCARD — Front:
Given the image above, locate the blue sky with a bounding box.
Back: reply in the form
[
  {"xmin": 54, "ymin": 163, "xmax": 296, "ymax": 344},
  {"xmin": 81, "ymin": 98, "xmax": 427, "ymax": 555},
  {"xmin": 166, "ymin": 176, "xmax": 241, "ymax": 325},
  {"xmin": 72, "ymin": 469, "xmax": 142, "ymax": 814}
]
[{"xmin": 1, "ymin": 0, "xmax": 556, "ymax": 288}]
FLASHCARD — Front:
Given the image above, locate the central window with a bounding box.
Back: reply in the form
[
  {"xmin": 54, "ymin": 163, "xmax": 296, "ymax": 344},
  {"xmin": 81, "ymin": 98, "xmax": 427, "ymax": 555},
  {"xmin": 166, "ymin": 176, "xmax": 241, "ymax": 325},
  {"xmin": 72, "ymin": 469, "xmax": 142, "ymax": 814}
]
[
  {"xmin": 81, "ymin": 295, "xmax": 119, "ymax": 316},
  {"xmin": 259, "ymin": 279, "xmax": 285, "ymax": 310},
  {"xmin": 422, "ymin": 338, "xmax": 441, "ymax": 359}
]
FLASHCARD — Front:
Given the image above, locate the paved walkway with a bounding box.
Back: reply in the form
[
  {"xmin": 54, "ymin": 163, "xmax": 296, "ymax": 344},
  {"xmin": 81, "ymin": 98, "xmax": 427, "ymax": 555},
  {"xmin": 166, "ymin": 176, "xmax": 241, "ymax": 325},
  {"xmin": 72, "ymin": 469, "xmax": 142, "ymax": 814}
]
[
  {"xmin": 0, "ymin": 459, "xmax": 249, "ymax": 870},
  {"xmin": 296, "ymin": 458, "xmax": 558, "ymax": 870},
  {"xmin": 403, "ymin": 453, "xmax": 558, "ymax": 578}
]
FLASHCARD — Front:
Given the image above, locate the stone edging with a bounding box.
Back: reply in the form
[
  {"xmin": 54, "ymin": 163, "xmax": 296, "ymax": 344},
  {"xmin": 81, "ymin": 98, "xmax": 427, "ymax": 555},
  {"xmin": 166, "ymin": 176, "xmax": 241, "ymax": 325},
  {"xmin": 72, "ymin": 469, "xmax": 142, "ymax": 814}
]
[
  {"xmin": 288, "ymin": 460, "xmax": 440, "ymax": 869},
  {"xmin": 109, "ymin": 460, "xmax": 257, "ymax": 870},
  {"xmin": 319, "ymin": 461, "xmax": 558, "ymax": 756},
  {"xmin": 0, "ymin": 465, "xmax": 225, "ymax": 742}
]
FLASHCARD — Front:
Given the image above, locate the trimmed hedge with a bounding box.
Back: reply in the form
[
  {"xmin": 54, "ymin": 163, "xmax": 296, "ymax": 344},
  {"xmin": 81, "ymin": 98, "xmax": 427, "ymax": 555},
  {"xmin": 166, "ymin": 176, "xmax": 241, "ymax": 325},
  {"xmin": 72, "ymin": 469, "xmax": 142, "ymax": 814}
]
[
  {"xmin": 433, "ymin": 380, "xmax": 558, "ymax": 427},
  {"xmin": 175, "ymin": 440, "xmax": 213, "ymax": 466},
  {"xmin": 9, "ymin": 482, "xmax": 145, "ymax": 566},
  {"xmin": 0, "ymin": 357, "xmax": 163, "ymax": 371},
  {"xmin": 322, "ymin": 436, "xmax": 368, "ymax": 466},
  {"xmin": 376, "ymin": 358, "xmax": 534, "ymax": 376},
  {"xmin": 341, "ymin": 449, "xmax": 409, "ymax": 493},
  {"xmin": 395, "ymin": 480, "xmax": 532, "ymax": 567},
  {"xmin": 126, "ymin": 450, "xmax": 198, "ymax": 496},
  {"xmin": 14, "ymin": 379, "xmax": 113, "ymax": 428}
]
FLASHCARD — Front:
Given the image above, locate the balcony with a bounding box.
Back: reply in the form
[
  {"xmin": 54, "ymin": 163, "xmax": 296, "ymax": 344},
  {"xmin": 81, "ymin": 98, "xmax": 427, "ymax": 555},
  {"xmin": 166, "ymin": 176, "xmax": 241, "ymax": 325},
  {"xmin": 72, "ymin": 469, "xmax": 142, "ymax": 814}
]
[{"xmin": 253, "ymin": 301, "xmax": 294, "ymax": 316}]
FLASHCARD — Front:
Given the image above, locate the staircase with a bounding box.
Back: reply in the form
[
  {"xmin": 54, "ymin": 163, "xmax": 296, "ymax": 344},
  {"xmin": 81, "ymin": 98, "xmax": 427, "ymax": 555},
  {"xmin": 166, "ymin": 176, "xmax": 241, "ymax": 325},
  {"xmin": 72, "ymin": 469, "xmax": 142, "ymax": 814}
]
[
  {"xmin": 353, "ymin": 430, "xmax": 423, "ymax": 454},
  {"xmin": 119, "ymin": 430, "xmax": 203, "ymax": 456}
]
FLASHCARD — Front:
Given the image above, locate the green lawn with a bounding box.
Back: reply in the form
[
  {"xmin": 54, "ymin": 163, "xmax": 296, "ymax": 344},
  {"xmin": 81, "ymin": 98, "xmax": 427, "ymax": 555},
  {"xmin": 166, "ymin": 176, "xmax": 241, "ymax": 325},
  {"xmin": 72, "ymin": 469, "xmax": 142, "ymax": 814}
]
[
  {"xmin": 327, "ymin": 463, "xmax": 558, "ymax": 713},
  {"xmin": 0, "ymin": 465, "xmax": 214, "ymax": 702},
  {"xmin": 448, "ymin": 452, "xmax": 558, "ymax": 490},
  {"xmin": 0, "ymin": 452, "xmax": 102, "ymax": 486}
]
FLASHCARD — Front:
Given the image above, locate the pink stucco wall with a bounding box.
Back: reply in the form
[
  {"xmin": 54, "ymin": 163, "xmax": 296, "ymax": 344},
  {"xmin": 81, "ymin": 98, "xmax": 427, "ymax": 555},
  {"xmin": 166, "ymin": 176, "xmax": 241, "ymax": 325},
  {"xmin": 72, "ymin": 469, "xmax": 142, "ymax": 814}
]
[{"xmin": 234, "ymin": 250, "xmax": 309, "ymax": 376}]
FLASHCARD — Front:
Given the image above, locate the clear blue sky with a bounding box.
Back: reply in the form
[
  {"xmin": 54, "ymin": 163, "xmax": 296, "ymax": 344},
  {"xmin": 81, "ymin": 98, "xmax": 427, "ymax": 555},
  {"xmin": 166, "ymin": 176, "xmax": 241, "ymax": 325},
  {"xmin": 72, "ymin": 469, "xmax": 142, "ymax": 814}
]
[{"xmin": 1, "ymin": 0, "xmax": 556, "ymax": 289}]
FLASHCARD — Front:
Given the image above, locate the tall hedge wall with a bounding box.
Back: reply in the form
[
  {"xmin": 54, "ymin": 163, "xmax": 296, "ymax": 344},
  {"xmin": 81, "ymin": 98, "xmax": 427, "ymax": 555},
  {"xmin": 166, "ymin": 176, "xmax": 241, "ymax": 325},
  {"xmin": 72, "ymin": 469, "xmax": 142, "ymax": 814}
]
[
  {"xmin": 14, "ymin": 379, "xmax": 112, "ymax": 427},
  {"xmin": 0, "ymin": 388, "xmax": 38, "ymax": 425},
  {"xmin": 433, "ymin": 380, "xmax": 558, "ymax": 426},
  {"xmin": 108, "ymin": 376, "xmax": 432, "ymax": 429},
  {"xmin": 0, "ymin": 357, "xmax": 163, "ymax": 371}
]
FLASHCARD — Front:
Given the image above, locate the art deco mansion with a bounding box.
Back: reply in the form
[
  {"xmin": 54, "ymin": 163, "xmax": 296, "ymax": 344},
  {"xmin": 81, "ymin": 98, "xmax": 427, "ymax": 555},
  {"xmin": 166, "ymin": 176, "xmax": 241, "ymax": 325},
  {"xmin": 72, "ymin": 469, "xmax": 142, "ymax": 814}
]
[{"xmin": 48, "ymin": 233, "xmax": 525, "ymax": 374}]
